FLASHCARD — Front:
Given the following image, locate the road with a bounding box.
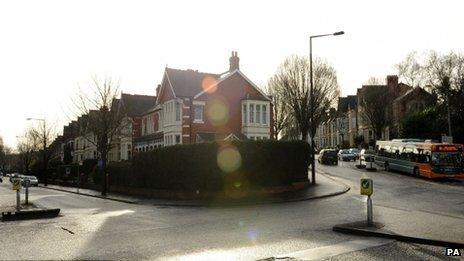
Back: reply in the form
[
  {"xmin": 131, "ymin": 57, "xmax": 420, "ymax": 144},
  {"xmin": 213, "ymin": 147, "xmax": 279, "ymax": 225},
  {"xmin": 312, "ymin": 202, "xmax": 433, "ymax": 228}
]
[{"xmin": 1, "ymin": 161, "xmax": 463, "ymax": 260}]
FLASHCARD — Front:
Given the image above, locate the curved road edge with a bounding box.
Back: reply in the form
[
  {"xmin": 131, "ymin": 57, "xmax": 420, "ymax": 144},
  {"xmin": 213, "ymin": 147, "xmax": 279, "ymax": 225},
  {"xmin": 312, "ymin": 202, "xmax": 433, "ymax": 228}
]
[{"xmin": 37, "ymin": 171, "xmax": 351, "ymax": 207}]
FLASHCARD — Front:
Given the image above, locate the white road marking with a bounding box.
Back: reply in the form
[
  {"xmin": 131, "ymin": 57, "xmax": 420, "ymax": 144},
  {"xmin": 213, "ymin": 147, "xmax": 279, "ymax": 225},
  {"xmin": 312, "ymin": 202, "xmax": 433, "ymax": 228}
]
[{"xmin": 275, "ymin": 238, "xmax": 393, "ymax": 260}]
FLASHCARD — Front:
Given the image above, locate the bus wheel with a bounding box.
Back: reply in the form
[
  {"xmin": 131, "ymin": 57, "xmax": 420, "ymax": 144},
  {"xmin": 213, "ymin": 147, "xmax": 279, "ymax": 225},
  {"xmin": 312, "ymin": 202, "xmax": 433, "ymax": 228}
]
[
  {"xmin": 413, "ymin": 167, "xmax": 420, "ymax": 177},
  {"xmin": 384, "ymin": 162, "xmax": 390, "ymax": 171}
]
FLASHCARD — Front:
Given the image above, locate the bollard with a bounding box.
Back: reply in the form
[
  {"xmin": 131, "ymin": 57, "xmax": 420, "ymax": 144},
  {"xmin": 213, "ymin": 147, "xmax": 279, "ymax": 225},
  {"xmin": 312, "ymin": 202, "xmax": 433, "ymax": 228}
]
[
  {"xmin": 367, "ymin": 195, "xmax": 373, "ymax": 225},
  {"xmin": 25, "ymin": 183, "xmax": 29, "ymax": 205},
  {"xmin": 24, "ymin": 179, "xmax": 30, "ymax": 205},
  {"xmin": 16, "ymin": 190, "xmax": 20, "ymax": 211}
]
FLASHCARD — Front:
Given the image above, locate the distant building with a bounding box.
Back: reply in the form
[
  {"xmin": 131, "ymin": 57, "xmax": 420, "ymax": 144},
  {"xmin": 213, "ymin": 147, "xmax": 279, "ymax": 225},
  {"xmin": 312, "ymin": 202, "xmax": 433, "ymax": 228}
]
[{"xmin": 315, "ymin": 75, "xmax": 435, "ymax": 149}]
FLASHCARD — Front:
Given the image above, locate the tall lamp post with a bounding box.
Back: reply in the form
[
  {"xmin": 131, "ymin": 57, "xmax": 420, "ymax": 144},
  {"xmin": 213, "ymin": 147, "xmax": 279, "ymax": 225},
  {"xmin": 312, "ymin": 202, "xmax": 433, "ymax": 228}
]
[
  {"xmin": 309, "ymin": 31, "xmax": 344, "ymax": 185},
  {"xmin": 27, "ymin": 118, "xmax": 48, "ymax": 186}
]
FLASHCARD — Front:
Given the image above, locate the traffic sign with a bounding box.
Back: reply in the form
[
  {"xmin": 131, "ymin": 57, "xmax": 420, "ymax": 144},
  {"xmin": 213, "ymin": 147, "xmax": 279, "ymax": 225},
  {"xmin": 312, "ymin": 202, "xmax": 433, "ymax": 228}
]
[
  {"xmin": 360, "ymin": 178, "xmax": 373, "ymax": 196},
  {"xmin": 12, "ymin": 178, "xmax": 21, "ymax": 191}
]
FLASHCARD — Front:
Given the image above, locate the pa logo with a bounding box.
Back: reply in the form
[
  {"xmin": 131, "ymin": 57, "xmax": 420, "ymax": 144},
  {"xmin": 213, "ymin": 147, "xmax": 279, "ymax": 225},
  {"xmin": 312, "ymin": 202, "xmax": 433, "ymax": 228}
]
[{"xmin": 445, "ymin": 248, "xmax": 461, "ymax": 256}]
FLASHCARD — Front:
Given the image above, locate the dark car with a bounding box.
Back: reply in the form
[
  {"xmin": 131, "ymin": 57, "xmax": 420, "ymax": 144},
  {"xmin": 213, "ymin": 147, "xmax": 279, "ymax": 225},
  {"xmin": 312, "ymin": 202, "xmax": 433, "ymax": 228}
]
[{"xmin": 318, "ymin": 149, "xmax": 338, "ymax": 165}]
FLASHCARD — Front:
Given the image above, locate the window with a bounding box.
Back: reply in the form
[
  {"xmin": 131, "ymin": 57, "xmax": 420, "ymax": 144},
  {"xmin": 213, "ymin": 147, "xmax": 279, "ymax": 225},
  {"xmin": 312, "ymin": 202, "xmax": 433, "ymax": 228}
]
[
  {"xmin": 175, "ymin": 135, "xmax": 180, "ymax": 144},
  {"xmin": 250, "ymin": 104, "xmax": 254, "ymax": 123},
  {"xmin": 128, "ymin": 144, "xmax": 131, "ymax": 150},
  {"xmin": 175, "ymin": 102, "xmax": 181, "ymax": 121},
  {"xmin": 242, "ymin": 104, "xmax": 247, "ymax": 124},
  {"xmin": 127, "ymin": 150, "xmax": 132, "ymax": 160},
  {"xmin": 256, "ymin": 105, "xmax": 261, "ymax": 124},
  {"xmin": 262, "ymin": 105, "xmax": 267, "ymax": 124},
  {"xmin": 194, "ymin": 105, "xmax": 204, "ymax": 122}
]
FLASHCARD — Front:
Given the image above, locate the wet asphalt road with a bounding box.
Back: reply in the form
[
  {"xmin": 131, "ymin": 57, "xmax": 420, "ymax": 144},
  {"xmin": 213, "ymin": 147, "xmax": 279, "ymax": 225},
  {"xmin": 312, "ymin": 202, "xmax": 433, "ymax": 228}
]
[{"xmin": 1, "ymin": 160, "xmax": 463, "ymax": 260}]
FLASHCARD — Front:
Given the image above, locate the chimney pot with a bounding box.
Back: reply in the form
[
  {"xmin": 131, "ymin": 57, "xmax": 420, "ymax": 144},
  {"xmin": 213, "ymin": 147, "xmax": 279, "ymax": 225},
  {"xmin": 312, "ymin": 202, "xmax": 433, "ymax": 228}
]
[{"xmin": 229, "ymin": 51, "xmax": 240, "ymax": 71}]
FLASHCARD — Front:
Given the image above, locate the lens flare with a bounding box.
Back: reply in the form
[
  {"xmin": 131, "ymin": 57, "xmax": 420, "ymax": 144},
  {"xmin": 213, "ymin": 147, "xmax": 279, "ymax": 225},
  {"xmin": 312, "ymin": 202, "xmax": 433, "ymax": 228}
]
[
  {"xmin": 207, "ymin": 99, "xmax": 229, "ymax": 127},
  {"xmin": 202, "ymin": 76, "xmax": 217, "ymax": 93},
  {"xmin": 248, "ymin": 229, "xmax": 258, "ymax": 243},
  {"xmin": 217, "ymin": 146, "xmax": 242, "ymax": 173}
]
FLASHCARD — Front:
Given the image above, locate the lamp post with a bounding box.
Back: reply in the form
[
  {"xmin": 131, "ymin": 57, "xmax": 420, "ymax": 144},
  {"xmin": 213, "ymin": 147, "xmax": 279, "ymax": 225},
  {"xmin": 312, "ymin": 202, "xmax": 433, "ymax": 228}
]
[
  {"xmin": 309, "ymin": 31, "xmax": 344, "ymax": 185},
  {"xmin": 27, "ymin": 118, "xmax": 48, "ymax": 186}
]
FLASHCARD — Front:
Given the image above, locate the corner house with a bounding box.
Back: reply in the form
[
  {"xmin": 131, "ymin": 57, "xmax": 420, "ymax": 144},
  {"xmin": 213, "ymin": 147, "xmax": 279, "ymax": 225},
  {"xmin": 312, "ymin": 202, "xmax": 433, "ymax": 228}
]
[{"xmin": 134, "ymin": 51, "xmax": 273, "ymax": 152}]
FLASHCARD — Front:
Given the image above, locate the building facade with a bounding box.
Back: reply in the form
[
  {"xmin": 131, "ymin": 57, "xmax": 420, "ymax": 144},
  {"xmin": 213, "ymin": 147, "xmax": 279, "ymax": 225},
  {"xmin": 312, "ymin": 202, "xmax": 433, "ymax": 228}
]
[
  {"xmin": 315, "ymin": 75, "xmax": 435, "ymax": 149},
  {"xmin": 133, "ymin": 51, "xmax": 273, "ymax": 152}
]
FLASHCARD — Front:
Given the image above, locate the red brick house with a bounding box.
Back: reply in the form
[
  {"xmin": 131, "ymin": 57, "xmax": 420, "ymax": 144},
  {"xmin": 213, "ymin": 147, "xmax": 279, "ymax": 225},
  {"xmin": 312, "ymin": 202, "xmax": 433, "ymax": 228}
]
[{"xmin": 134, "ymin": 51, "xmax": 273, "ymax": 151}]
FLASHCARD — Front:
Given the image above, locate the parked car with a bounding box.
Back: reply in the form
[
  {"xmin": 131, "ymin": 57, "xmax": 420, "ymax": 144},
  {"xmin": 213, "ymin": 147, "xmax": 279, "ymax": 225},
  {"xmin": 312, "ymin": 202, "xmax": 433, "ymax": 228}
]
[
  {"xmin": 360, "ymin": 149, "xmax": 376, "ymax": 162},
  {"xmin": 349, "ymin": 148, "xmax": 360, "ymax": 159},
  {"xmin": 318, "ymin": 149, "xmax": 338, "ymax": 165},
  {"xmin": 21, "ymin": 175, "xmax": 39, "ymax": 187},
  {"xmin": 338, "ymin": 149, "xmax": 356, "ymax": 161}
]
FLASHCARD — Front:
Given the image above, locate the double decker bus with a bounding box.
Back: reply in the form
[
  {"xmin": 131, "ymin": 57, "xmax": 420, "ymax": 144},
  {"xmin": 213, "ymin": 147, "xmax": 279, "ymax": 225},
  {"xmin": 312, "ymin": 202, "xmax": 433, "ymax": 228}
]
[{"xmin": 375, "ymin": 139, "xmax": 464, "ymax": 179}]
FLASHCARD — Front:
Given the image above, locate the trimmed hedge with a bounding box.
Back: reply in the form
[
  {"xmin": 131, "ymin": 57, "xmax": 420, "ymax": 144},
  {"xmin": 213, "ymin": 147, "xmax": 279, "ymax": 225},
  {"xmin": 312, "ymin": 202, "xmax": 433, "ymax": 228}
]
[{"xmin": 108, "ymin": 140, "xmax": 310, "ymax": 192}]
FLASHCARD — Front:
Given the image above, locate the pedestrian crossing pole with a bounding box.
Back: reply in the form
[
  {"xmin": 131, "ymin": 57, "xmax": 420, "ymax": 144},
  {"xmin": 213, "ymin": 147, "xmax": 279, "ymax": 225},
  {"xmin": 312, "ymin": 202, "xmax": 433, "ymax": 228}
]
[
  {"xmin": 367, "ymin": 195, "xmax": 373, "ymax": 225},
  {"xmin": 360, "ymin": 178, "xmax": 374, "ymax": 226}
]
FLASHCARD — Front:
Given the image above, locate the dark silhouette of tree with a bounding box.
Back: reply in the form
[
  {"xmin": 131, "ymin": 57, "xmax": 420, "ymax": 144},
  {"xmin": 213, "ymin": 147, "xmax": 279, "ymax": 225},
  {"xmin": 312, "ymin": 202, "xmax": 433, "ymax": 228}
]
[
  {"xmin": 17, "ymin": 129, "xmax": 40, "ymax": 174},
  {"xmin": 29, "ymin": 119, "xmax": 55, "ymax": 185},
  {"xmin": 360, "ymin": 85, "xmax": 390, "ymax": 141},
  {"xmin": 268, "ymin": 55, "xmax": 339, "ymax": 141},
  {"xmin": 267, "ymin": 77, "xmax": 291, "ymax": 139},
  {"xmin": 73, "ymin": 76, "xmax": 127, "ymax": 196}
]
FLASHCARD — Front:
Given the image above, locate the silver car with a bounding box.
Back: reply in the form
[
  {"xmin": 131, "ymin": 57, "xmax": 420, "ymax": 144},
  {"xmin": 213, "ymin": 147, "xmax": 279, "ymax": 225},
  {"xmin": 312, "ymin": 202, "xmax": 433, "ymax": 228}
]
[{"xmin": 21, "ymin": 175, "xmax": 39, "ymax": 187}]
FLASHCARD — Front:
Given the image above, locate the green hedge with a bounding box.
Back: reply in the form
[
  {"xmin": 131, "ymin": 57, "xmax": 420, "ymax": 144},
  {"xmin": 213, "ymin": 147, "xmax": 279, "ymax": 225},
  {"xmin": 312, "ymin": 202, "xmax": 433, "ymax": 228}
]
[{"xmin": 107, "ymin": 140, "xmax": 310, "ymax": 191}]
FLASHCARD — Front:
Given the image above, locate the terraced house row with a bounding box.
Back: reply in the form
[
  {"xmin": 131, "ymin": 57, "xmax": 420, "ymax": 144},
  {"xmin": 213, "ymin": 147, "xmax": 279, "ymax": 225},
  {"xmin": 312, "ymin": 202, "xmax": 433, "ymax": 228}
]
[
  {"xmin": 50, "ymin": 51, "xmax": 274, "ymax": 163},
  {"xmin": 315, "ymin": 75, "xmax": 435, "ymax": 149}
]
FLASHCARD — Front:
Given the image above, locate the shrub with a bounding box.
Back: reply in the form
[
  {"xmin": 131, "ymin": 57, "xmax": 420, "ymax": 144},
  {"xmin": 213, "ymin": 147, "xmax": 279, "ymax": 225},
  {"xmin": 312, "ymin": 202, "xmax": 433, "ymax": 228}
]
[{"xmin": 107, "ymin": 140, "xmax": 310, "ymax": 192}]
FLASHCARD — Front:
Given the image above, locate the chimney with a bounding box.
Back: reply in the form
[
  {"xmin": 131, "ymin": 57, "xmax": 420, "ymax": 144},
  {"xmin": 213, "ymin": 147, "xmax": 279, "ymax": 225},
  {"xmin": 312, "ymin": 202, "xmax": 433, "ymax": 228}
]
[
  {"xmin": 386, "ymin": 75, "xmax": 398, "ymax": 88},
  {"xmin": 229, "ymin": 51, "xmax": 240, "ymax": 72}
]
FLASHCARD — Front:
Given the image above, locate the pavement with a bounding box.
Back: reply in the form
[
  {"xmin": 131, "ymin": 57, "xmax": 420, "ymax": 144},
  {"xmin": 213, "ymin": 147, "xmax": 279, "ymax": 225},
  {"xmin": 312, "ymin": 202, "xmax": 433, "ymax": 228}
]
[
  {"xmin": 318, "ymin": 160, "xmax": 464, "ymax": 252},
  {"xmin": 37, "ymin": 173, "xmax": 350, "ymax": 207}
]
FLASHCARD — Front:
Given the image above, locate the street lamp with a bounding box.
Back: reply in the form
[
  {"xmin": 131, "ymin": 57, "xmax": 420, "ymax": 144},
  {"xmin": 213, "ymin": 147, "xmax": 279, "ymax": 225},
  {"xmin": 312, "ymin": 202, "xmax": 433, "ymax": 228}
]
[
  {"xmin": 27, "ymin": 118, "xmax": 48, "ymax": 186},
  {"xmin": 309, "ymin": 31, "xmax": 344, "ymax": 185}
]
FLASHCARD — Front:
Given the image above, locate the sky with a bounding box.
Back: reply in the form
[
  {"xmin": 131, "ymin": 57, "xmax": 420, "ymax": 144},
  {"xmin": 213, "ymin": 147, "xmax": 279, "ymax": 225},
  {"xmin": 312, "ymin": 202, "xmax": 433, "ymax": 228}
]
[{"xmin": 0, "ymin": 0, "xmax": 463, "ymax": 148}]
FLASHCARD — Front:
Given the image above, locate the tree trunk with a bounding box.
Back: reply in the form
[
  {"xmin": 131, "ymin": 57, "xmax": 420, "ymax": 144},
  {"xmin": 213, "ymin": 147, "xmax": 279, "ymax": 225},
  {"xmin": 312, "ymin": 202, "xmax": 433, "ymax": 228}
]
[
  {"xmin": 301, "ymin": 130, "xmax": 308, "ymax": 141},
  {"xmin": 101, "ymin": 149, "xmax": 108, "ymax": 196}
]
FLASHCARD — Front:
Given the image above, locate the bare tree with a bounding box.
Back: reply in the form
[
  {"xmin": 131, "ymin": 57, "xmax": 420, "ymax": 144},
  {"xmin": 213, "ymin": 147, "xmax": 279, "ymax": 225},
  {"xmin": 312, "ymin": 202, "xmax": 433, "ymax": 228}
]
[
  {"xmin": 17, "ymin": 129, "xmax": 40, "ymax": 174},
  {"xmin": 267, "ymin": 77, "xmax": 292, "ymax": 139},
  {"xmin": 73, "ymin": 76, "xmax": 126, "ymax": 196},
  {"xmin": 395, "ymin": 51, "xmax": 424, "ymax": 87},
  {"xmin": 29, "ymin": 119, "xmax": 55, "ymax": 185},
  {"xmin": 396, "ymin": 50, "xmax": 464, "ymax": 94},
  {"xmin": 269, "ymin": 55, "xmax": 339, "ymax": 141},
  {"xmin": 364, "ymin": 76, "xmax": 384, "ymax": 85},
  {"xmin": 360, "ymin": 85, "xmax": 391, "ymax": 141}
]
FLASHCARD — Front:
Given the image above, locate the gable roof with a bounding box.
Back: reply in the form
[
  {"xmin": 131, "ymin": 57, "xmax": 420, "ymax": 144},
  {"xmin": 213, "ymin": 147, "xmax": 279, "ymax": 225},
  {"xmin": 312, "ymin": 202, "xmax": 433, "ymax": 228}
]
[
  {"xmin": 196, "ymin": 132, "xmax": 248, "ymax": 142},
  {"xmin": 164, "ymin": 68, "xmax": 221, "ymax": 98},
  {"xmin": 121, "ymin": 93, "xmax": 157, "ymax": 117},
  {"xmin": 194, "ymin": 69, "xmax": 272, "ymax": 101},
  {"xmin": 393, "ymin": 87, "xmax": 433, "ymax": 102}
]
